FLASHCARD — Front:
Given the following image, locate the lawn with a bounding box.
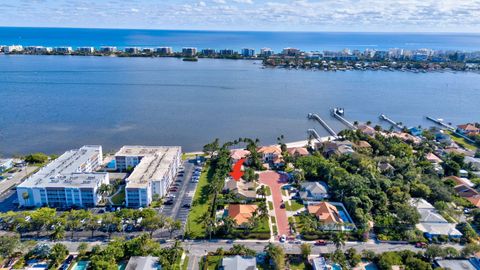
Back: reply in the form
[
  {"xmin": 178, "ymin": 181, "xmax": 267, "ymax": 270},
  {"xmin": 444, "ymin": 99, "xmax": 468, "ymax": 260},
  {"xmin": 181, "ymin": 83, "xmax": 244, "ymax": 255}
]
[
  {"xmin": 182, "ymin": 153, "xmax": 206, "ymax": 161},
  {"xmin": 186, "ymin": 164, "xmax": 212, "ymax": 238},
  {"xmin": 268, "ymin": 201, "xmax": 274, "ymax": 211},
  {"xmin": 265, "ymin": 186, "xmax": 271, "ymax": 196},
  {"xmin": 199, "ymin": 255, "xmax": 223, "ymax": 270},
  {"xmin": 447, "ymin": 131, "xmax": 478, "ymax": 151},
  {"xmin": 181, "ymin": 256, "xmax": 189, "ymax": 270},
  {"xmin": 286, "ymin": 200, "xmax": 305, "ymax": 212},
  {"xmin": 281, "ymin": 189, "xmax": 288, "ymax": 196},
  {"xmin": 111, "ymin": 189, "xmax": 125, "ymax": 205},
  {"xmin": 288, "ymin": 261, "xmax": 311, "ymax": 270}
]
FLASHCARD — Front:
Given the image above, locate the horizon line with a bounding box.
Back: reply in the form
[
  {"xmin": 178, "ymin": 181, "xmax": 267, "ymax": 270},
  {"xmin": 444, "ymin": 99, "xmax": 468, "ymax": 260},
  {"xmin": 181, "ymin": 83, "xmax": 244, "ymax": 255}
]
[{"xmin": 1, "ymin": 25, "xmax": 480, "ymax": 35}]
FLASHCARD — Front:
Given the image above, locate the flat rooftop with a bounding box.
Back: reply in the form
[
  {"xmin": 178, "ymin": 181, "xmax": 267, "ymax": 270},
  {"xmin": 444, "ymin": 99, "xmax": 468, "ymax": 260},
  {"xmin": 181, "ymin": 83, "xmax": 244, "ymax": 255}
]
[
  {"xmin": 19, "ymin": 145, "xmax": 104, "ymax": 189},
  {"xmin": 123, "ymin": 146, "xmax": 181, "ymax": 189}
]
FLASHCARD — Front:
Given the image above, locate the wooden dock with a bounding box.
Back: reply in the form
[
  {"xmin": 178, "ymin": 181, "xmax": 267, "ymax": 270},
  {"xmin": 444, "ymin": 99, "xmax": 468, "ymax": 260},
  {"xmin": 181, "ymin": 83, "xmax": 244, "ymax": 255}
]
[{"xmin": 307, "ymin": 113, "xmax": 338, "ymax": 139}]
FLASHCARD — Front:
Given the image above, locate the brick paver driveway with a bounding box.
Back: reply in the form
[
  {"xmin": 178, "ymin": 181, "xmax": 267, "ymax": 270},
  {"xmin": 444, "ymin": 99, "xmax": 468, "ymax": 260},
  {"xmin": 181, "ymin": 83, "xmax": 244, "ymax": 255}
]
[{"xmin": 259, "ymin": 171, "xmax": 290, "ymax": 237}]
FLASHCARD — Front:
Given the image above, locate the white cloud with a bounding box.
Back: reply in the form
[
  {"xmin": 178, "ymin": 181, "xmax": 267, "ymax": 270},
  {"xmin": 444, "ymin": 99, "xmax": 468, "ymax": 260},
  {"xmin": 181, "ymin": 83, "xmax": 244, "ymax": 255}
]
[
  {"xmin": 212, "ymin": 0, "xmax": 226, "ymax": 3},
  {"xmin": 233, "ymin": 0, "xmax": 254, "ymax": 4}
]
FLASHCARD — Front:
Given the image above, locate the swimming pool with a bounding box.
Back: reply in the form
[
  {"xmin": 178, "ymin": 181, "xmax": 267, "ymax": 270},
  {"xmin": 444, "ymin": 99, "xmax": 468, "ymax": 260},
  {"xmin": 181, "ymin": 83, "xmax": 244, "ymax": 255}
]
[
  {"xmin": 332, "ymin": 263, "xmax": 342, "ymax": 270},
  {"xmin": 73, "ymin": 261, "xmax": 89, "ymax": 270},
  {"xmin": 365, "ymin": 263, "xmax": 379, "ymax": 270}
]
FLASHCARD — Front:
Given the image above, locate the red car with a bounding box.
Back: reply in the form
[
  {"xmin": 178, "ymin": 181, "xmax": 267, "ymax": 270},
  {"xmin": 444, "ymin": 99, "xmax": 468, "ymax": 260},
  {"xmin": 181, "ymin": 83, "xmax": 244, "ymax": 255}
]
[
  {"xmin": 415, "ymin": 242, "xmax": 427, "ymax": 248},
  {"xmin": 314, "ymin": 240, "xmax": 327, "ymax": 246}
]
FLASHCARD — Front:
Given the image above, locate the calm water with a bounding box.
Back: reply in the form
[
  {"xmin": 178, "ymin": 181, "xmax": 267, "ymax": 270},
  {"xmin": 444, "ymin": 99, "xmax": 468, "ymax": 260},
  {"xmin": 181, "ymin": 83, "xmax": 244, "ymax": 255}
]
[
  {"xmin": 0, "ymin": 55, "xmax": 479, "ymax": 155},
  {"xmin": 2, "ymin": 27, "xmax": 480, "ymax": 51}
]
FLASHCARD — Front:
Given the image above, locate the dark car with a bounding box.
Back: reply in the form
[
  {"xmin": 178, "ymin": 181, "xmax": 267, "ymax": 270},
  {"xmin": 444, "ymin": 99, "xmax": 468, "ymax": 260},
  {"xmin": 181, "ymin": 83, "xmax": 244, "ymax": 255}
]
[
  {"xmin": 280, "ymin": 203, "xmax": 286, "ymax": 209},
  {"xmin": 182, "ymin": 203, "xmax": 191, "ymax": 208},
  {"xmin": 314, "ymin": 240, "xmax": 327, "ymax": 246},
  {"xmin": 164, "ymin": 200, "xmax": 174, "ymax": 205}
]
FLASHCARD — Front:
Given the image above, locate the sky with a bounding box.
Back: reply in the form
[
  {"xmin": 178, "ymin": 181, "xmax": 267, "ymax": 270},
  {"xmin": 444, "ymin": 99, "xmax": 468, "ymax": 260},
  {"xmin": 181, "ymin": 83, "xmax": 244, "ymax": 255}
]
[{"xmin": 1, "ymin": 0, "xmax": 480, "ymax": 32}]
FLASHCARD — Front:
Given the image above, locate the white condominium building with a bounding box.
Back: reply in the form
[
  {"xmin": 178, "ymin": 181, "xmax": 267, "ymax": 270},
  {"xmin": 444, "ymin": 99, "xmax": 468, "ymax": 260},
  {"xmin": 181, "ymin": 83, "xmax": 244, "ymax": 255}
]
[
  {"xmin": 17, "ymin": 145, "xmax": 108, "ymax": 208},
  {"xmin": 114, "ymin": 146, "xmax": 181, "ymax": 208}
]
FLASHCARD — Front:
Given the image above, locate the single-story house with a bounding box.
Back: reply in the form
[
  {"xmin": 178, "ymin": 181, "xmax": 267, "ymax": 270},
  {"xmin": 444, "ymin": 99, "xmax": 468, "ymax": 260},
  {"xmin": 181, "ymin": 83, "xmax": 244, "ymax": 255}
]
[
  {"xmin": 435, "ymin": 259, "xmax": 480, "ymax": 270},
  {"xmin": 411, "ymin": 198, "xmax": 462, "ymax": 239},
  {"xmin": 454, "ymin": 185, "xmax": 480, "ymax": 208},
  {"xmin": 390, "ymin": 132, "xmax": 422, "ymax": 144},
  {"xmin": 357, "ymin": 124, "xmax": 376, "ymax": 136},
  {"xmin": 224, "ymin": 178, "xmax": 257, "ymax": 201},
  {"xmin": 221, "ymin": 255, "xmax": 257, "ymax": 270},
  {"xmin": 230, "ymin": 149, "xmax": 251, "ymax": 164},
  {"xmin": 354, "ymin": 140, "xmax": 372, "ymax": 149},
  {"xmin": 426, "ymin": 153, "xmax": 442, "ymax": 164},
  {"xmin": 126, "ymin": 256, "xmax": 161, "ymax": 270},
  {"xmin": 299, "ymin": 181, "xmax": 329, "ymax": 201},
  {"xmin": 0, "ymin": 158, "xmax": 13, "ymax": 173},
  {"xmin": 465, "ymin": 156, "xmax": 480, "ymax": 171},
  {"xmin": 228, "ymin": 204, "xmax": 258, "ymax": 226},
  {"xmin": 287, "ymin": 147, "xmax": 309, "ymax": 158}
]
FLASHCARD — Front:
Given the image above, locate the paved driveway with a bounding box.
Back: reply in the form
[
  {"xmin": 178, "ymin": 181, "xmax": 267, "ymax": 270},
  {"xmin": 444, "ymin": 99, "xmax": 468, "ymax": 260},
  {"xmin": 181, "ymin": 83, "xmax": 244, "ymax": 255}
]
[{"xmin": 259, "ymin": 171, "xmax": 289, "ymax": 237}]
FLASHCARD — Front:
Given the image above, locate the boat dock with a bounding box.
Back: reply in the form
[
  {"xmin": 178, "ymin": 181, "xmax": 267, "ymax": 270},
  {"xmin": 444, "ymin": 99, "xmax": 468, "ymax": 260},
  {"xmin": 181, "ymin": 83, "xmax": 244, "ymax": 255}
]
[
  {"xmin": 307, "ymin": 113, "xmax": 338, "ymax": 139},
  {"xmin": 331, "ymin": 108, "xmax": 357, "ymax": 130},
  {"xmin": 307, "ymin": 128, "xmax": 324, "ymax": 142},
  {"xmin": 426, "ymin": 116, "xmax": 476, "ymax": 144},
  {"xmin": 379, "ymin": 114, "xmax": 404, "ymax": 130}
]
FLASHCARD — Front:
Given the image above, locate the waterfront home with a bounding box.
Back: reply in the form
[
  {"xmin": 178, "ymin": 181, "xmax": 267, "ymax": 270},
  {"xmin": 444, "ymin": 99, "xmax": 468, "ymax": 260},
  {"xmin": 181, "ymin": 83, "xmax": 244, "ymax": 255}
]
[
  {"xmin": 457, "ymin": 123, "xmax": 480, "ymax": 136},
  {"xmin": 307, "ymin": 202, "xmax": 354, "ymax": 231},
  {"xmin": 257, "ymin": 145, "xmax": 282, "ymax": 163},
  {"xmin": 411, "ymin": 198, "xmax": 462, "ymax": 239},
  {"xmin": 465, "ymin": 156, "xmax": 480, "ymax": 171},
  {"xmin": 299, "ymin": 181, "xmax": 329, "ymax": 202},
  {"xmin": 126, "ymin": 256, "xmax": 161, "ymax": 270},
  {"xmin": 224, "ymin": 178, "xmax": 257, "ymax": 201},
  {"xmin": 426, "ymin": 153, "xmax": 442, "ymax": 164},
  {"xmin": 221, "ymin": 255, "xmax": 257, "ymax": 270},
  {"xmin": 286, "ymin": 147, "xmax": 310, "ymax": 158},
  {"xmin": 445, "ymin": 176, "xmax": 475, "ymax": 188},
  {"xmin": 435, "ymin": 131, "xmax": 452, "ymax": 144},
  {"xmin": 357, "ymin": 124, "xmax": 376, "ymax": 137},
  {"xmin": 408, "ymin": 127, "xmax": 423, "ymax": 136},
  {"xmin": 390, "ymin": 132, "xmax": 422, "ymax": 144},
  {"xmin": 230, "ymin": 149, "xmax": 251, "ymax": 164},
  {"xmin": 320, "ymin": 140, "xmax": 355, "ymax": 157},
  {"xmin": 228, "ymin": 204, "xmax": 258, "ymax": 226},
  {"xmin": 0, "ymin": 158, "xmax": 13, "ymax": 173}
]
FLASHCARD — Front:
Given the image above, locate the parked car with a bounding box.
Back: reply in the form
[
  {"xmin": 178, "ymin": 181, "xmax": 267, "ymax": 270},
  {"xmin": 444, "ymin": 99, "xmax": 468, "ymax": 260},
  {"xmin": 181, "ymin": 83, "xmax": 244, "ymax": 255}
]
[
  {"xmin": 279, "ymin": 235, "xmax": 286, "ymax": 242},
  {"xmin": 415, "ymin": 242, "xmax": 428, "ymax": 248},
  {"xmin": 314, "ymin": 240, "xmax": 327, "ymax": 246},
  {"xmin": 182, "ymin": 203, "xmax": 191, "ymax": 208}
]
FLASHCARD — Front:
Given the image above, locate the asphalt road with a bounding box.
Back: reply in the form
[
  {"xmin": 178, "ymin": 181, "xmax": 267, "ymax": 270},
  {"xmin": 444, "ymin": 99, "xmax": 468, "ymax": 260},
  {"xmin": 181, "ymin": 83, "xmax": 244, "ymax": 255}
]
[
  {"xmin": 0, "ymin": 166, "xmax": 37, "ymax": 211},
  {"xmin": 159, "ymin": 159, "xmax": 199, "ymax": 238}
]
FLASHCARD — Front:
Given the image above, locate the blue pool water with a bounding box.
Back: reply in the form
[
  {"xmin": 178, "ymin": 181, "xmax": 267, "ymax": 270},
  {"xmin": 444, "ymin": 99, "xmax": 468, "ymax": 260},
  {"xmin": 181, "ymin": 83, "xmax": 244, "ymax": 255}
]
[
  {"xmin": 74, "ymin": 261, "xmax": 89, "ymax": 270},
  {"xmin": 365, "ymin": 263, "xmax": 379, "ymax": 270}
]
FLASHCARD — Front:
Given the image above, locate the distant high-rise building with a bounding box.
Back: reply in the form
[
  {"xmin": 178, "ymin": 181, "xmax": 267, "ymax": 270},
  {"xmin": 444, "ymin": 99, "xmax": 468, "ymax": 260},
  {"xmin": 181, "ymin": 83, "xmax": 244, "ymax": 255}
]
[
  {"xmin": 125, "ymin": 47, "xmax": 140, "ymax": 54},
  {"xmin": 155, "ymin": 47, "xmax": 173, "ymax": 55},
  {"xmin": 282, "ymin": 47, "xmax": 301, "ymax": 56},
  {"xmin": 219, "ymin": 49, "xmax": 235, "ymax": 56},
  {"xmin": 182, "ymin": 47, "xmax": 197, "ymax": 57},
  {"xmin": 260, "ymin": 48, "xmax": 274, "ymax": 57},
  {"xmin": 241, "ymin": 48, "xmax": 255, "ymax": 57},
  {"xmin": 201, "ymin": 48, "xmax": 216, "ymax": 56},
  {"xmin": 77, "ymin": 47, "xmax": 95, "ymax": 54},
  {"xmin": 100, "ymin": 46, "xmax": 117, "ymax": 53}
]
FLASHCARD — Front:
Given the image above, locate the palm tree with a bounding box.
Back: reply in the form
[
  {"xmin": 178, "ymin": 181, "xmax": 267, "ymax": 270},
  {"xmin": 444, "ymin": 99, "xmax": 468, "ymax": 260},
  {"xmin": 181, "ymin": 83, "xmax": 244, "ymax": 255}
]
[
  {"xmin": 166, "ymin": 218, "xmax": 182, "ymax": 238},
  {"xmin": 87, "ymin": 215, "xmax": 101, "ymax": 238},
  {"xmin": 199, "ymin": 213, "xmax": 215, "ymax": 240},
  {"xmin": 221, "ymin": 216, "xmax": 236, "ymax": 235},
  {"xmin": 97, "ymin": 184, "xmax": 114, "ymax": 204},
  {"xmin": 257, "ymin": 201, "xmax": 269, "ymax": 219},
  {"xmin": 256, "ymin": 185, "xmax": 267, "ymax": 198},
  {"xmin": 331, "ymin": 231, "xmax": 347, "ymax": 250}
]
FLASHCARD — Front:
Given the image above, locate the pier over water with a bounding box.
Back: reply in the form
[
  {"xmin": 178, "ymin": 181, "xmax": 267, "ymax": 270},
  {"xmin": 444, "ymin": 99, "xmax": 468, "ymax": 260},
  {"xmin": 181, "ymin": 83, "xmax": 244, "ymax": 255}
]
[{"xmin": 307, "ymin": 113, "xmax": 338, "ymax": 139}]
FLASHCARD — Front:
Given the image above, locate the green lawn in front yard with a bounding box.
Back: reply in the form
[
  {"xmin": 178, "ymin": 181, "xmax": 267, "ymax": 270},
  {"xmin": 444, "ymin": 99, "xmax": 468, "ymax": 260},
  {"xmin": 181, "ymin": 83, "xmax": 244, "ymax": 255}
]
[
  {"xmin": 286, "ymin": 200, "xmax": 305, "ymax": 212},
  {"xmin": 447, "ymin": 131, "xmax": 478, "ymax": 151},
  {"xmin": 281, "ymin": 189, "xmax": 287, "ymax": 196},
  {"xmin": 182, "ymin": 153, "xmax": 206, "ymax": 161},
  {"xmin": 288, "ymin": 260, "xmax": 311, "ymax": 270},
  {"xmin": 111, "ymin": 189, "xmax": 125, "ymax": 205},
  {"xmin": 186, "ymin": 164, "xmax": 212, "ymax": 238},
  {"xmin": 294, "ymin": 215, "xmax": 303, "ymax": 232},
  {"xmin": 199, "ymin": 255, "xmax": 223, "ymax": 270}
]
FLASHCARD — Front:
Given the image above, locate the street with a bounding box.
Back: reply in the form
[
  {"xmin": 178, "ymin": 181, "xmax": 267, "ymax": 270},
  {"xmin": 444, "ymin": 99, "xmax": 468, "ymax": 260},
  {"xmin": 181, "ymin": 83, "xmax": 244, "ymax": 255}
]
[{"xmin": 0, "ymin": 166, "xmax": 37, "ymax": 211}]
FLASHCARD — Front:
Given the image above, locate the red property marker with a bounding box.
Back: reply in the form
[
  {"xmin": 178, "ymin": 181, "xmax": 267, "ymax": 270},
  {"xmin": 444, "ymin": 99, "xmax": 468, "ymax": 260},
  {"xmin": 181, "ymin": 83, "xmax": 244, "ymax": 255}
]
[{"xmin": 230, "ymin": 158, "xmax": 245, "ymax": 181}]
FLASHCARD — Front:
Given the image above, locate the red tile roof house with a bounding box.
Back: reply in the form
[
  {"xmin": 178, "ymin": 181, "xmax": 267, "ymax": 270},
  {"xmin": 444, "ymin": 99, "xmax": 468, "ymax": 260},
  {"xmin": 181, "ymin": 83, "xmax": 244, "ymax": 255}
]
[
  {"xmin": 287, "ymin": 147, "xmax": 310, "ymax": 158},
  {"xmin": 357, "ymin": 124, "xmax": 376, "ymax": 136},
  {"xmin": 258, "ymin": 145, "xmax": 284, "ymax": 169},
  {"xmin": 307, "ymin": 202, "xmax": 355, "ymax": 231},
  {"xmin": 457, "ymin": 123, "xmax": 480, "ymax": 136},
  {"xmin": 227, "ymin": 204, "xmax": 258, "ymax": 227},
  {"xmin": 426, "ymin": 153, "xmax": 443, "ymax": 164},
  {"xmin": 230, "ymin": 149, "xmax": 251, "ymax": 164}
]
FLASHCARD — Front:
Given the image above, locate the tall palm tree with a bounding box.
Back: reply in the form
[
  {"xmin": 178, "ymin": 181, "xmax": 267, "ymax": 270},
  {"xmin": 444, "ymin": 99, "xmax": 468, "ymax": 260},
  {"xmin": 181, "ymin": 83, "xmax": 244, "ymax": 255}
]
[
  {"xmin": 331, "ymin": 231, "xmax": 347, "ymax": 250},
  {"xmin": 222, "ymin": 216, "xmax": 236, "ymax": 235}
]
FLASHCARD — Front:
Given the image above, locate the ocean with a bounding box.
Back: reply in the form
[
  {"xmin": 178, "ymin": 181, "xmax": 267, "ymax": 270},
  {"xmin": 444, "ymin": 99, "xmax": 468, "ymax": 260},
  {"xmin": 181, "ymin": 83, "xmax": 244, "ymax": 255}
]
[{"xmin": 1, "ymin": 27, "xmax": 480, "ymax": 51}]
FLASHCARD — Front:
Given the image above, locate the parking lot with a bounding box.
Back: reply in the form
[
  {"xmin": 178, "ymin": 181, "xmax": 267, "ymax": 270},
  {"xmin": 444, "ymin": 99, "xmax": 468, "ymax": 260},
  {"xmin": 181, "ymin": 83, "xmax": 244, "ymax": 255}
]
[{"xmin": 159, "ymin": 158, "xmax": 201, "ymax": 238}]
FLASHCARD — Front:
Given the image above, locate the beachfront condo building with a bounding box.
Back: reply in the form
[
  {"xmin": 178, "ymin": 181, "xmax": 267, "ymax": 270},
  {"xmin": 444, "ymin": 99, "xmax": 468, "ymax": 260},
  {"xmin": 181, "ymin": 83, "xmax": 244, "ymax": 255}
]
[
  {"xmin": 155, "ymin": 47, "xmax": 173, "ymax": 55},
  {"xmin": 114, "ymin": 146, "xmax": 181, "ymax": 207},
  {"xmin": 241, "ymin": 48, "xmax": 255, "ymax": 57},
  {"xmin": 16, "ymin": 145, "xmax": 108, "ymax": 208},
  {"xmin": 182, "ymin": 47, "xmax": 197, "ymax": 57}
]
